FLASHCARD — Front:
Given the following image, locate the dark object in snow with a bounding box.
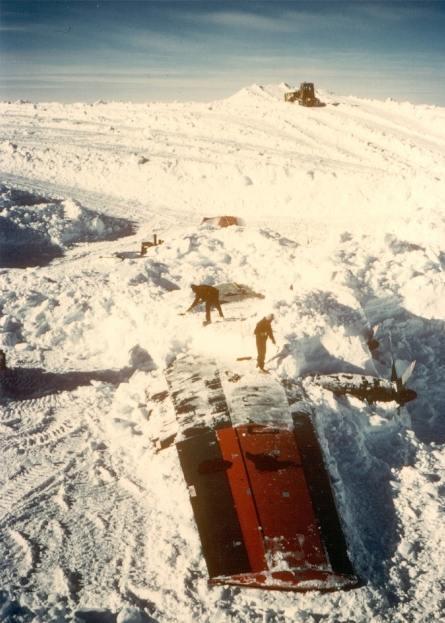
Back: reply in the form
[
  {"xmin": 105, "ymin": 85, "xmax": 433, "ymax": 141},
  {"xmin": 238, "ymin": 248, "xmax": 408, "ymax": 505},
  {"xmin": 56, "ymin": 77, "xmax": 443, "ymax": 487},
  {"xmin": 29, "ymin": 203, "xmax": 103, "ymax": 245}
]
[
  {"xmin": 309, "ymin": 368, "xmax": 417, "ymax": 406},
  {"xmin": 186, "ymin": 284, "xmax": 224, "ymax": 324},
  {"xmin": 391, "ymin": 358, "xmax": 416, "ymax": 389},
  {"xmin": 367, "ymin": 338, "xmax": 380, "ymax": 352},
  {"xmin": 217, "ymin": 282, "xmax": 264, "ymax": 304},
  {"xmin": 75, "ymin": 608, "xmax": 116, "ymax": 623},
  {"xmin": 0, "ymin": 349, "xmax": 6, "ymax": 370},
  {"xmin": 201, "ymin": 215, "xmax": 244, "ymax": 228},
  {"xmin": 128, "ymin": 345, "xmax": 156, "ymax": 371},
  {"xmin": 155, "ymin": 354, "xmax": 359, "ymax": 591},
  {"xmin": 284, "ymin": 82, "xmax": 325, "ymax": 107},
  {"xmin": 141, "ymin": 234, "xmax": 164, "ymax": 255},
  {"xmin": 254, "ymin": 314, "xmax": 276, "ymax": 371},
  {"xmin": 366, "ymin": 323, "xmax": 380, "ymax": 352}
]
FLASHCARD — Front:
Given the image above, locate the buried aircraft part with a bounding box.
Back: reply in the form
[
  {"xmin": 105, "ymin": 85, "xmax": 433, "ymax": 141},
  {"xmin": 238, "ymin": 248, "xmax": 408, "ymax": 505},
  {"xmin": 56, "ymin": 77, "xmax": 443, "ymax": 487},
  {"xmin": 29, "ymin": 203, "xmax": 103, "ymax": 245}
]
[
  {"xmin": 161, "ymin": 355, "xmax": 359, "ymax": 591},
  {"xmin": 310, "ymin": 373, "xmax": 417, "ymax": 405}
]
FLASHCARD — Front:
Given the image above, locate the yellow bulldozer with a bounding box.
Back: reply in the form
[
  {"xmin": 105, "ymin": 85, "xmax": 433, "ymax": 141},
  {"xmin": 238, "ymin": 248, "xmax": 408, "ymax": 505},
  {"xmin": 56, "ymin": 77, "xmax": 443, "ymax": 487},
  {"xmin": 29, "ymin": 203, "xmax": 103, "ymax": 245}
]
[{"xmin": 284, "ymin": 82, "xmax": 325, "ymax": 107}]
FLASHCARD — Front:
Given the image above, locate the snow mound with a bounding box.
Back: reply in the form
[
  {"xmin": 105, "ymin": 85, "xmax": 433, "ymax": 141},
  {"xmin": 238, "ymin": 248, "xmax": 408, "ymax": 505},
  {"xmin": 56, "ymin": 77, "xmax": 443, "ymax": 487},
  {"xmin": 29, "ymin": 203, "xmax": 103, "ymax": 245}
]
[
  {"xmin": 0, "ymin": 184, "xmax": 134, "ymax": 267},
  {"xmin": 226, "ymin": 82, "xmax": 288, "ymax": 104}
]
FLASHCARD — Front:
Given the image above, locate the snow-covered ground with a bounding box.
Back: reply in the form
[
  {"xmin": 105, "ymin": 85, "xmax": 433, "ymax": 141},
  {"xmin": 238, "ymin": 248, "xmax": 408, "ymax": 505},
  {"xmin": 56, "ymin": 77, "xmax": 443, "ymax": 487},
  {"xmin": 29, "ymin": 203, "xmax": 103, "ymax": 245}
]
[{"xmin": 0, "ymin": 83, "xmax": 444, "ymax": 623}]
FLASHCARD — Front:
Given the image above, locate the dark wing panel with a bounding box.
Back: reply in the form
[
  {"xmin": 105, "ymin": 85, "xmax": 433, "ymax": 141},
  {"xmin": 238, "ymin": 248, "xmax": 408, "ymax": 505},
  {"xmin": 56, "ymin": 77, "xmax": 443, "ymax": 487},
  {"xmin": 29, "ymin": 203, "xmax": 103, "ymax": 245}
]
[
  {"xmin": 292, "ymin": 411, "xmax": 355, "ymax": 576},
  {"xmin": 176, "ymin": 430, "xmax": 251, "ymax": 578}
]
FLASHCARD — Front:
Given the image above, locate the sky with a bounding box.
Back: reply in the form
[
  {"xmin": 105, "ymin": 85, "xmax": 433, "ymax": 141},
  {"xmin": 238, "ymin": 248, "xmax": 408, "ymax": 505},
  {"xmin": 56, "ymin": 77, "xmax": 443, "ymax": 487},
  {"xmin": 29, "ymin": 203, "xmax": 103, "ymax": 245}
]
[{"xmin": 1, "ymin": 0, "xmax": 445, "ymax": 105}]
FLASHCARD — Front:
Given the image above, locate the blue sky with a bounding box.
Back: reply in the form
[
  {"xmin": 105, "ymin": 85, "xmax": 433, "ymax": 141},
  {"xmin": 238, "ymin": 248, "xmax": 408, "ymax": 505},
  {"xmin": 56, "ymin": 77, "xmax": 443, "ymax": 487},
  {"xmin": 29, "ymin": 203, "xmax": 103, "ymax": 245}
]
[{"xmin": 1, "ymin": 0, "xmax": 444, "ymax": 104}]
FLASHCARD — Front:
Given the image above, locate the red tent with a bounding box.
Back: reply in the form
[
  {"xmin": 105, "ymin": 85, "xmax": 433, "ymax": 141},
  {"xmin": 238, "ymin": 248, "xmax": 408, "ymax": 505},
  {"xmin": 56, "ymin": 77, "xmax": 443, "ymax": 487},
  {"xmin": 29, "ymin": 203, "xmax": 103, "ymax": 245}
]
[{"xmin": 201, "ymin": 216, "xmax": 244, "ymax": 228}]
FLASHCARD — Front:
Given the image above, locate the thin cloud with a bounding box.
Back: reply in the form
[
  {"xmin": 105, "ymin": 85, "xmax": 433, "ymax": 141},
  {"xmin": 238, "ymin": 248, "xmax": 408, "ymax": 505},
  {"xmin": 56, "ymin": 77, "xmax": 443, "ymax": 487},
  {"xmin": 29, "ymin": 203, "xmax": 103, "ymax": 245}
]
[
  {"xmin": 195, "ymin": 10, "xmax": 298, "ymax": 32},
  {"xmin": 0, "ymin": 24, "xmax": 35, "ymax": 33},
  {"xmin": 184, "ymin": 7, "xmax": 383, "ymax": 33},
  {"xmin": 0, "ymin": 20, "xmax": 81, "ymax": 37},
  {"xmin": 360, "ymin": 1, "xmax": 444, "ymax": 22}
]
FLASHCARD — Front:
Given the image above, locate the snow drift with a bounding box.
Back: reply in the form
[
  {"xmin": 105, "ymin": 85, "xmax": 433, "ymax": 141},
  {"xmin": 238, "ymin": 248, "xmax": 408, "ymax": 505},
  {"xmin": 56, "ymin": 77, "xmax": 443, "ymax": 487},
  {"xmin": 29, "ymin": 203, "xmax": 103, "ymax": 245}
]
[{"xmin": 0, "ymin": 184, "xmax": 134, "ymax": 267}]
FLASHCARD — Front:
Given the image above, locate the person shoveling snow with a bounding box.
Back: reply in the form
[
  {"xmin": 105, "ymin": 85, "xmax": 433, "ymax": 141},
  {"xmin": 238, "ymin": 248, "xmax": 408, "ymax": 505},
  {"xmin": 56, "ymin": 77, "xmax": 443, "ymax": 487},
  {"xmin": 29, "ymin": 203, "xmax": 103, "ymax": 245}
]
[
  {"xmin": 186, "ymin": 284, "xmax": 224, "ymax": 325},
  {"xmin": 254, "ymin": 314, "xmax": 276, "ymax": 372}
]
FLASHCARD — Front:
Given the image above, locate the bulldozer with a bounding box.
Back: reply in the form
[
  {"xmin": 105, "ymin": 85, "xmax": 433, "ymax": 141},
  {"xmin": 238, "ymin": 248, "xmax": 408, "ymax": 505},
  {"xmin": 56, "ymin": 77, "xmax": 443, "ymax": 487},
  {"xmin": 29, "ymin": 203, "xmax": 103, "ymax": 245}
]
[{"xmin": 284, "ymin": 82, "xmax": 324, "ymax": 107}]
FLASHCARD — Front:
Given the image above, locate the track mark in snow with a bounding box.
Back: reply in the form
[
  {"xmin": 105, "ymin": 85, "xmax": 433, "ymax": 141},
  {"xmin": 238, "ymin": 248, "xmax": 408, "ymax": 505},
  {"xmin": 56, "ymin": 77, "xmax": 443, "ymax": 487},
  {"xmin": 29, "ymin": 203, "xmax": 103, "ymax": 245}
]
[
  {"xmin": 1, "ymin": 413, "xmax": 79, "ymax": 453},
  {"xmin": 5, "ymin": 529, "xmax": 35, "ymax": 580},
  {"xmin": 0, "ymin": 457, "xmax": 76, "ymax": 525},
  {"xmin": 0, "ymin": 463, "xmax": 56, "ymax": 521},
  {"xmin": 0, "ymin": 392, "xmax": 68, "ymax": 426}
]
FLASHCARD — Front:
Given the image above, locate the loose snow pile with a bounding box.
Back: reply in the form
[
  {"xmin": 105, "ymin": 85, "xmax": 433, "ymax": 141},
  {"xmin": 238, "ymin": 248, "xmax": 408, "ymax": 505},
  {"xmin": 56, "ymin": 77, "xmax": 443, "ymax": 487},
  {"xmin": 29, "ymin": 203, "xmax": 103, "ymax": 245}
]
[
  {"xmin": 0, "ymin": 184, "xmax": 134, "ymax": 267},
  {"xmin": 0, "ymin": 85, "xmax": 444, "ymax": 623}
]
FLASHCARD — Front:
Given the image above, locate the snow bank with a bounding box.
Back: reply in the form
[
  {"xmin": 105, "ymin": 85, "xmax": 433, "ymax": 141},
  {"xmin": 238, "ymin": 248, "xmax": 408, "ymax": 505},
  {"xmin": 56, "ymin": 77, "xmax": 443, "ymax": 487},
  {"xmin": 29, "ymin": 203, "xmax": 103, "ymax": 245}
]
[{"xmin": 0, "ymin": 184, "xmax": 134, "ymax": 267}]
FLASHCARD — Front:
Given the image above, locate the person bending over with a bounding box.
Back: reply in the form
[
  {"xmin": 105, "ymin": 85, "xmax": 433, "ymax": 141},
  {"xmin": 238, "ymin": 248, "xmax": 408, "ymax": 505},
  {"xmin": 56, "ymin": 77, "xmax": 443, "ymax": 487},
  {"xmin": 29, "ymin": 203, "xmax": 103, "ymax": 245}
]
[{"xmin": 187, "ymin": 284, "xmax": 224, "ymax": 325}]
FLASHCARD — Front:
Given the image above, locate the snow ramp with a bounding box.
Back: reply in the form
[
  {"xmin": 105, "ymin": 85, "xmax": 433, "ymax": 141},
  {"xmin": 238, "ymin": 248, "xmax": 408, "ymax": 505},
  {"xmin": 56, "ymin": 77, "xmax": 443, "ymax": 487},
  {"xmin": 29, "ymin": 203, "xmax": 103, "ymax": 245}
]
[{"xmin": 160, "ymin": 354, "xmax": 359, "ymax": 591}]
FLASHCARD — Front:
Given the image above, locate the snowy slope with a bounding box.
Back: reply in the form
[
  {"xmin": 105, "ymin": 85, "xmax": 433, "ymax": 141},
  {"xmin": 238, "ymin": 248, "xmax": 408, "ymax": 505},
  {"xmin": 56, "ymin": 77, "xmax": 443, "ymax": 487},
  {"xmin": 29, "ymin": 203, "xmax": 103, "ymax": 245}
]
[{"xmin": 0, "ymin": 84, "xmax": 444, "ymax": 623}]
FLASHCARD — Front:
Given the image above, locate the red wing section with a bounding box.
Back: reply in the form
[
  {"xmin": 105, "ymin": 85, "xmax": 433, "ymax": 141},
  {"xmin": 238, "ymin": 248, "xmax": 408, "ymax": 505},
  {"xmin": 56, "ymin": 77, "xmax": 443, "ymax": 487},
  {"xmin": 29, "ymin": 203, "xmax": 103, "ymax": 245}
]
[
  {"xmin": 216, "ymin": 427, "xmax": 267, "ymax": 573},
  {"xmin": 177, "ymin": 420, "xmax": 358, "ymax": 591},
  {"xmin": 211, "ymin": 423, "xmax": 358, "ymax": 590},
  {"xmin": 236, "ymin": 426, "xmax": 326, "ymax": 569},
  {"xmin": 165, "ymin": 356, "xmax": 358, "ymax": 591}
]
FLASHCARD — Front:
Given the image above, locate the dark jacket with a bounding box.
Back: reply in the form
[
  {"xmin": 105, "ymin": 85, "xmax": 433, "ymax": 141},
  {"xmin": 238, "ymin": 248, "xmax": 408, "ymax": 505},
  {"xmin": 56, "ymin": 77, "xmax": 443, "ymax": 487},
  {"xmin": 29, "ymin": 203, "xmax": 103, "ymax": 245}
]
[
  {"xmin": 189, "ymin": 285, "xmax": 220, "ymax": 307},
  {"xmin": 254, "ymin": 318, "xmax": 275, "ymax": 342}
]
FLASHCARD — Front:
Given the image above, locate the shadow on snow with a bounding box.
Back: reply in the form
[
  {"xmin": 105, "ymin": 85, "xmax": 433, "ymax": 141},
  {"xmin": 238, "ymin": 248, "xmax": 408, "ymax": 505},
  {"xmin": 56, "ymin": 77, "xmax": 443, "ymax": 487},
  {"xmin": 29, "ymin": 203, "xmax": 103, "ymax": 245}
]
[{"xmin": 0, "ymin": 366, "xmax": 135, "ymax": 401}]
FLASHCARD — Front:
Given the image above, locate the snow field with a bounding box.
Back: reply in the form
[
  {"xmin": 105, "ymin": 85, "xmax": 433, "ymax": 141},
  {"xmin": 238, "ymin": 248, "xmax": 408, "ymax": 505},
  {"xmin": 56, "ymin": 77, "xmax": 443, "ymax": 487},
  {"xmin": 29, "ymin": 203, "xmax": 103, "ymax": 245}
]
[
  {"xmin": 1, "ymin": 84, "xmax": 444, "ymax": 228},
  {"xmin": 0, "ymin": 84, "xmax": 444, "ymax": 622}
]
